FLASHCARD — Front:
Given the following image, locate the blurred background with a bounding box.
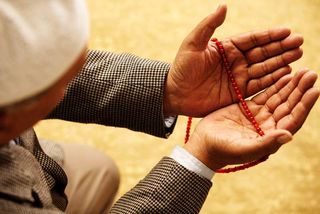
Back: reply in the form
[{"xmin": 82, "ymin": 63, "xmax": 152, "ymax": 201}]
[{"xmin": 35, "ymin": 0, "xmax": 320, "ymax": 213}]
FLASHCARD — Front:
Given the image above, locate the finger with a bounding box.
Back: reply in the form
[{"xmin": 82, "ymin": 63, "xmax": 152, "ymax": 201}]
[
  {"xmin": 233, "ymin": 130, "xmax": 292, "ymax": 163},
  {"xmin": 252, "ymin": 74, "xmax": 293, "ymax": 105},
  {"xmin": 248, "ymin": 48, "xmax": 303, "ymax": 79},
  {"xmin": 262, "ymin": 70, "xmax": 308, "ymax": 112},
  {"xmin": 184, "ymin": 4, "xmax": 227, "ymax": 50},
  {"xmin": 231, "ymin": 27, "xmax": 291, "ymax": 51},
  {"xmin": 277, "ymin": 87, "xmax": 320, "ymax": 134},
  {"xmin": 247, "ymin": 66, "xmax": 292, "ymax": 95},
  {"xmin": 246, "ymin": 34, "xmax": 303, "ymax": 64},
  {"xmin": 273, "ymin": 70, "xmax": 318, "ymax": 121},
  {"xmin": 252, "ymin": 69, "xmax": 309, "ymax": 105}
]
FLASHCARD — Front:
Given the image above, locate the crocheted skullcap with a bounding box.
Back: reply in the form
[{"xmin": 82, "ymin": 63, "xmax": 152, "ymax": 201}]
[{"xmin": 0, "ymin": 0, "xmax": 89, "ymax": 107}]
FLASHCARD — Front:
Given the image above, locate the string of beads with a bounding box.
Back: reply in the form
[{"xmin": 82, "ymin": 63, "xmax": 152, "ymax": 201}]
[{"xmin": 184, "ymin": 38, "xmax": 268, "ymax": 173}]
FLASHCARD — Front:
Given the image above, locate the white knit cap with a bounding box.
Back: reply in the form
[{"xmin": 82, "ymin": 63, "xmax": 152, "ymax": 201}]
[{"xmin": 0, "ymin": 0, "xmax": 89, "ymax": 107}]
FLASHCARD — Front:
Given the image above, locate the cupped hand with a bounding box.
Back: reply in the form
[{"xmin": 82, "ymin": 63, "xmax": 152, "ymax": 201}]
[
  {"xmin": 164, "ymin": 5, "xmax": 304, "ymax": 117},
  {"xmin": 184, "ymin": 69, "xmax": 319, "ymax": 171}
]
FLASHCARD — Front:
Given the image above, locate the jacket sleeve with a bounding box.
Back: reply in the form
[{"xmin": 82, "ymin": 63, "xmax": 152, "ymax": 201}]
[
  {"xmin": 49, "ymin": 50, "xmax": 174, "ymax": 138},
  {"xmin": 110, "ymin": 157, "xmax": 212, "ymax": 214}
]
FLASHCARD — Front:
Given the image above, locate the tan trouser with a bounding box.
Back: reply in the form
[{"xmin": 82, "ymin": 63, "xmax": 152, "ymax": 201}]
[
  {"xmin": 41, "ymin": 141, "xmax": 120, "ymax": 214},
  {"xmin": 61, "ymin": 143, "xmax": 120, "ymax": 214}
]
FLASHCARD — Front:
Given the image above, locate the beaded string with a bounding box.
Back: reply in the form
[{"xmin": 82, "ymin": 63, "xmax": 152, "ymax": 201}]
[{"xmin": 184, "ymin": 38, "xmax": 268, "ymax": 173}]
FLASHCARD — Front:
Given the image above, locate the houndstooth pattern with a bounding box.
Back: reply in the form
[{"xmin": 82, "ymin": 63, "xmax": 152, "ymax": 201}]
[
  {"xmin": 0, "ymin": 50, "xmax": 213, "ymax": 213},
  {"xmin": 18, "ymin": 129, "xmax": 68, "ymax": 211},
  {"xmin": 110, "ymin": 157, "xmax": 212, "ymax": 214},
  {"xmin": 49, "ymin": 50, "xmax": 172, "ymax": 138},
  {"xmin": 50, "ymin": 50, "xmax": 212, "ymax": 213},
  {"xmin": 0, "ymin": 129, "xmax": 66, "ymax": 213},
  {"xmin": 50, "ymin": 51, "xmax": 212, "ymax": 213}
]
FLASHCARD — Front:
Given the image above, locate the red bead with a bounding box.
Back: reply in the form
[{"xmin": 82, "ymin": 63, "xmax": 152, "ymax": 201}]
[
  {"xmin": 232, "ymin": 83, "xmax": 237, "ymax": 89},
  {"xmin": 184, "ymin": 117, "xmax": 193, "ymax": 144},
  {"xmin": 187, "ymin": 38, "xmax": 267, "ymax": 173},
  {"xmin": 231, "ymin": 83, "xmax": 237, "ymax": 88}
]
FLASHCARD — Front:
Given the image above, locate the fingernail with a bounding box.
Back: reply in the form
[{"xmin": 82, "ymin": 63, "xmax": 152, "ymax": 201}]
[
  {"xmin": 302, "ymin": 67, "xmax": 309, "ymax": 70},
  {"xmin": 216, "ymin": 3, "xmax": 226, "ymax": 11},
  {"xmin": 216, "ymin": 4, "xmax": 222, "ymax": 11},
  {"xmin": 277, "ymin": 134, "xmax": 292, "ymax": 144}
]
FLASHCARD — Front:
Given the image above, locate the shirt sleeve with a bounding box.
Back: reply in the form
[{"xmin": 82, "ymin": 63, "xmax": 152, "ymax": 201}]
[{"xmin": 170, "ymin": 145, "xmax": 215, "ymax": 180}]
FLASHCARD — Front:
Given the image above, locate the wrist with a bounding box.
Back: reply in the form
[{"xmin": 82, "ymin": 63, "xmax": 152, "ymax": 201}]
[
  {"xmin": 170, "ymin": 145, "xmax": 215, "ymax": 180},
  {"xmin": 184, "ymin": 132, "xmax": 225, "ymax": 171},
  {"xmin": 163, "ymin": 66, "xmax": 181, "ymax": 117}
]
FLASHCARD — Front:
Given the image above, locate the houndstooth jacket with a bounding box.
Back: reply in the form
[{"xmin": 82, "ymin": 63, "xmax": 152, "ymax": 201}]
[{"xmin": 0, "ymin": 50, "xmax": 212, "ymax": 213}]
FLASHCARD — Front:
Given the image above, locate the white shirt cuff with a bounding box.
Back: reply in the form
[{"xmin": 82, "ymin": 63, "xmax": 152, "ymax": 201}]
[
  {"xmin": 170, "ymin": 145, "xmax": 214, "ymax": 180},
  {"xmin": 163, "ymin": 116, "xmax": 177, "ymax": 138},
  {"xmin": 164, "ymin": 116, "xmax": 176, "ymax": 128}
]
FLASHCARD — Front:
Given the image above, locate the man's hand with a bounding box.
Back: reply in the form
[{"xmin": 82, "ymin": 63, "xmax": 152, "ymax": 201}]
[
  {"xmin": 164, "ymin": 5, "xmax": 303, "ymax": 117},
  {"xmin": 184, "ymin": 69, "xmax": 319, "ymax": 171}
]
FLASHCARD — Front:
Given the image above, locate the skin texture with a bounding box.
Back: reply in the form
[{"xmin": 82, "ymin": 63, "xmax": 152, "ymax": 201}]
[
  {"xmin": 0, "ymin": 4, "xmax": 317, "ymax": 172},
  {"xmin": 185, "ymin": 69, "xmax": 319, "ymax": 171},
  {"xmin": 164, "ymin": 5, "xmax": 304, "ymax": 117}
]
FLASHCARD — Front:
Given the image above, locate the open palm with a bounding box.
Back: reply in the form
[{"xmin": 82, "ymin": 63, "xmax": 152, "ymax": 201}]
[
  {"xmin": 164, "ymin": 5, "xmax": 303, "ymax": 117},
  {"xmin": 185, "ymin": 69, "xmax": 319, "ymax": 170}
]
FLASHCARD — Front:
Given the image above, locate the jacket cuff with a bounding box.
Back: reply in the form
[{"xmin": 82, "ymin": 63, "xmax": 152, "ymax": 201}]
[{"xmin": 111, "ymin": 157, "xmax": 212, "ymax": 213}]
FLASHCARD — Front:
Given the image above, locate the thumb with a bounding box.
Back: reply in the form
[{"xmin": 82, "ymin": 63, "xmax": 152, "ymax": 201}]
[
  {"xmin": 185, "ymin": 4, "xmax": 227, "ymax": 50},
  {"xmin": 240, "ymin": 130, "xmax": 292, "ymax": 162}
]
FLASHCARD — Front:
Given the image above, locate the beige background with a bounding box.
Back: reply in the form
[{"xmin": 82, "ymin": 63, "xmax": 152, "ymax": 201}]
[{"xmin": 35, "ymin": 0, "xmax": 320, "ymax": 213}]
